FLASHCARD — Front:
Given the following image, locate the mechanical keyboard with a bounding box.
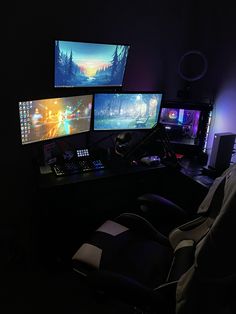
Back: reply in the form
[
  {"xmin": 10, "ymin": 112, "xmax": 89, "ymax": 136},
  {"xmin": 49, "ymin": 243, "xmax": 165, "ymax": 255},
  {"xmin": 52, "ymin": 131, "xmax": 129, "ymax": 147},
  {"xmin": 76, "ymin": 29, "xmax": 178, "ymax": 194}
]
[{"xmin": 52, "ymin": 159, "xmax": 105, "ymax": 176}]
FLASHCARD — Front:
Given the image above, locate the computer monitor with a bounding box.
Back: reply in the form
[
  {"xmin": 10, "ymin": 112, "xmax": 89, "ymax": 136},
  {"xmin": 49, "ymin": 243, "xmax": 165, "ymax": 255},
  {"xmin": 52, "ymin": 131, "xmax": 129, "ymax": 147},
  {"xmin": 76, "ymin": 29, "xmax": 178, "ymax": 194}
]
[
  {"xmin": 19, "ymin": 94, "xmax": 93, "ymax": 145},
  {"xmin": 54, "ymin": 40, "xmax": 130, "ymax": 88},
  {"xmin": 93, "ymin": 92, "xmax": 163, "ymax": 130}
]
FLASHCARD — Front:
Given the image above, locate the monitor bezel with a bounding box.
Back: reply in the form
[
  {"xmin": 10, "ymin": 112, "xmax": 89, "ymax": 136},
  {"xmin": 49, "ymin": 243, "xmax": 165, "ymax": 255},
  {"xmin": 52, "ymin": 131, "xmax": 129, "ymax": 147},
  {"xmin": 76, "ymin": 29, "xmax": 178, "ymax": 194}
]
[
  {"xmin": 18, "ymin": 94, "xmax": 94, "ymax": 146},
  {"xmin": 54, "ymin": 39, "xmax": 131, "ymax": 89},
  {"xmin": 92, "ymin": 91, "xmax": 164, "ymax": 132}
]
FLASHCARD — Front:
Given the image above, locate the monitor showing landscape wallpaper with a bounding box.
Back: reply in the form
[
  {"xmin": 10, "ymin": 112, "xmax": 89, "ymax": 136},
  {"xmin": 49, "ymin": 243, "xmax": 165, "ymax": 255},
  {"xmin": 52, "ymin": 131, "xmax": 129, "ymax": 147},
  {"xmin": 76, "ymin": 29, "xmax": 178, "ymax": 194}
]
[{"xmin": 54, "ymin": 40, "xmax": 130, "ymax": 88}]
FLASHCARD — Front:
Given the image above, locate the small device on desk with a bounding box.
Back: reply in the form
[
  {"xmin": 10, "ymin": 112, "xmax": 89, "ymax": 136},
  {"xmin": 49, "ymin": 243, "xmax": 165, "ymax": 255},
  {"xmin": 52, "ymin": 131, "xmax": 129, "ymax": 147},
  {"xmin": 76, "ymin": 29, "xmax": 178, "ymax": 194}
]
[
  {"xmin": 140, "ymin": 155, "xmax": 161, "ymax": 166},
  {"xmin": 52, "ymin": 148, "xmax": 105, "ymax": 176}
]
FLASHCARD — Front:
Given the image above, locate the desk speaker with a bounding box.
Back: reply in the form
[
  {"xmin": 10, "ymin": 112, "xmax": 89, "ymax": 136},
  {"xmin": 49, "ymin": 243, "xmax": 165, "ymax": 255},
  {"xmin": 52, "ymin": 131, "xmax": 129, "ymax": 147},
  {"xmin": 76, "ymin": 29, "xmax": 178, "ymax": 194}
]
[{"xmin": 208, "ymin": 132, "xmax": 235, "ymax": 172}]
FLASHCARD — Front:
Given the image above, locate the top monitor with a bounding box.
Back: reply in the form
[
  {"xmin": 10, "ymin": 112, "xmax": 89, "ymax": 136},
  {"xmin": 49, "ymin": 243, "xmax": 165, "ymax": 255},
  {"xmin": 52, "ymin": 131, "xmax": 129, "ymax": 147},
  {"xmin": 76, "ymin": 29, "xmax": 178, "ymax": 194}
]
[
  {"xmin": 54, "ymin": 40, "xmax": 130, "ymax": 88},
  {"xmin": 93, "ymin": 92, "xmax": 163, "ymax": 130}
]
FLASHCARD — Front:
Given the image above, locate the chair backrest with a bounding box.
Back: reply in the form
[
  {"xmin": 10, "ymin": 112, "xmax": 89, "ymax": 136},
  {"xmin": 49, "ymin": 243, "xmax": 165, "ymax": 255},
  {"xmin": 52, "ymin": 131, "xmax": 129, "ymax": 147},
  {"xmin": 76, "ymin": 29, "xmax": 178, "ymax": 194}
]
[{"xmin": 174, "ymin": 163, "xmax": 236, "ymax": 314}]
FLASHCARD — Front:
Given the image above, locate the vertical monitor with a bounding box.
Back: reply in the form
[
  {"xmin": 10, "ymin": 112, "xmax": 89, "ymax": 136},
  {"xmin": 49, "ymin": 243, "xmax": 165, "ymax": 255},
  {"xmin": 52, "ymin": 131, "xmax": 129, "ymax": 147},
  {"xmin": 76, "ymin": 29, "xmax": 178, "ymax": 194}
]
[
  {"xmin": 54, "ymin": 40, "xmax": 130, "ymax": 88},
  {"xmin": 93, "ymin": 92, "xmax": 163, "ymax": 130},
  {"xmin": 19, "ymin": 94, "xmax": 93, "ymax": 145}
]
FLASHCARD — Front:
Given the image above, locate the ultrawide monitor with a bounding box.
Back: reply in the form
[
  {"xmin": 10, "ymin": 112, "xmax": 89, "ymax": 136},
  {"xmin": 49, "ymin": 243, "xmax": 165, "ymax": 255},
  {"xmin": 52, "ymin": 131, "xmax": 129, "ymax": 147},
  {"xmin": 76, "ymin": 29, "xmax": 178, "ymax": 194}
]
[
  {"xmin": 159, "ymin": 107, "xmax": 201, "ymax": 145},
  {"xmin": 19, "ymin": 95, "xmax": 93, "ymax": 145},
  {"xmin": 54, "ymin": 40, "xmax": 130, "ymax": 88},
  {"xmin": 93, "ymin": 92, "xmax": 163, "ymax": 130}
]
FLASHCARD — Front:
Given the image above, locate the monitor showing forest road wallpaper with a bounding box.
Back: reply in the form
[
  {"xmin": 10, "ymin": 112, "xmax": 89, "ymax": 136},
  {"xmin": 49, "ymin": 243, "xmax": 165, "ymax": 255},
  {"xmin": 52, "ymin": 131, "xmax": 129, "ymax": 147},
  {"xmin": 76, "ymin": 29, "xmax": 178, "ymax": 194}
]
[
  {"xmin": 93, "ymin": 93, "xmax": 162, "ymax": 130},
  {"xmin": 54, "ymin": 40, "xmax": 130, "ymax": 88}
]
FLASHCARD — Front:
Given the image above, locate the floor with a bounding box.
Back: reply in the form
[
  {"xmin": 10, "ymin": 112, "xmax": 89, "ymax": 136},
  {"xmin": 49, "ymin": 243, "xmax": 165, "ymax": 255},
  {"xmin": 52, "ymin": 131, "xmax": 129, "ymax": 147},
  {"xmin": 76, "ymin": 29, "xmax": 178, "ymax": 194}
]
[{"xmin": 2, "ymin": 264, "xmax": 134, "ymax": 314}]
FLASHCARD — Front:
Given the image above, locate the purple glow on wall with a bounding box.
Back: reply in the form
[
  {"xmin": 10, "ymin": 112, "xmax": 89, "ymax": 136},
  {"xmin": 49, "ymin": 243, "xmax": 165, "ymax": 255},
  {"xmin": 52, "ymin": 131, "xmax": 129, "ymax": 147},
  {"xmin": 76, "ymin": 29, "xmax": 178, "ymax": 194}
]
[
  {"xmin": 207, "ymin": 81, "xmax": 236, "ymax": 162},
  {"xmin": 193, "ymin": 110, "xmax": 201, "ymax": 137}
]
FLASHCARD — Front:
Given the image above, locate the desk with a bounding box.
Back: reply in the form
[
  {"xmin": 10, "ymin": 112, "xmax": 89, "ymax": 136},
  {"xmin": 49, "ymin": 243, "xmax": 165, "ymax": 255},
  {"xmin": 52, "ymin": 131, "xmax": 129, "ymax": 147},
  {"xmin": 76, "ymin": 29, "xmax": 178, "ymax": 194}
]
[
  {"xmin": 178, "ymin": 157, "xmax": 214, "ymax": 189},
  {"xmin": 38, "ymin": 157, "xmax": 214, "ymax": 189},
  {"xmin": 37, "ymin": 157, "xmax": 214, "ymax": 216},
  {"xmin": 38, "ymin": 162, "xmax": 166, "ymax": 189},
  {"xmin": 37, "ymin": 161, "xmax": 169, "ymax": 222}
]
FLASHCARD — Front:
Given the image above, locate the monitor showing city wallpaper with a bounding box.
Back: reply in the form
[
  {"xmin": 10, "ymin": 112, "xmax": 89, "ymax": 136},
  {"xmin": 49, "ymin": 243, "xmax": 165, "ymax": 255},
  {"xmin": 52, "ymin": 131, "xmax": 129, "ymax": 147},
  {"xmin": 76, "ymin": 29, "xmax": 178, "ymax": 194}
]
[
  {"xmin": 19, "ymin": 95, "xmax": 93, "ymax": 145},
  {"xmin": 54, "ymin": 40, "xmax": 130, "ymax": 88},
  {"xmin": 93, "ymin": 93, "xmax": 162, "ymax": 130}
]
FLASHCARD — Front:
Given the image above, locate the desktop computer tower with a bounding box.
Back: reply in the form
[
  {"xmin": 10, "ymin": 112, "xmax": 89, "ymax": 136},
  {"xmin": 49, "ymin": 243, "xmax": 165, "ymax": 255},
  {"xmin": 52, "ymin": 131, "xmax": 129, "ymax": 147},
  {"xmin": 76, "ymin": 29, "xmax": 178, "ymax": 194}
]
[{"xmin": 208, "ymin": 132, "xmax": 235, "ymax": 172}]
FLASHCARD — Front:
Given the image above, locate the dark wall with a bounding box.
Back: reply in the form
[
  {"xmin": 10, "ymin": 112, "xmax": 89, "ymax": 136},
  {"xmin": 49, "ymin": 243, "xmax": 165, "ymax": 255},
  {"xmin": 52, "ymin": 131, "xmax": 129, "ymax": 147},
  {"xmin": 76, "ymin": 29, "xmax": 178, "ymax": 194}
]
[
  {"xmin": 4, "ymin": 0, "xmax": 236, "ymax": 265},
  {"xmin": 7, "ymin": 2, "xmax": 192, "ymax": 98},
  {"xmin": 5, "ymin": 1, "xmax": 205, "ymax": 170},
  {"xmin": 5, "ymin": 1, "xmax": 192, "ymax": 212}
]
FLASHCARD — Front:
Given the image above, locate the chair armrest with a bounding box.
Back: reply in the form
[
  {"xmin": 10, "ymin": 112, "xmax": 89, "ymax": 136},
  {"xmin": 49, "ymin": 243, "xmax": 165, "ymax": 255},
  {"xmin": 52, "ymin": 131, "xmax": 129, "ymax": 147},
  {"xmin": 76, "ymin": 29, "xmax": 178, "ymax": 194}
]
[
  {"xmin": 136, "ymin": 194, "xmax": 190, "ymax": 235},
  {"xmin": 137, "ymin": 193, "xmax": 189, "ymax": 221}
]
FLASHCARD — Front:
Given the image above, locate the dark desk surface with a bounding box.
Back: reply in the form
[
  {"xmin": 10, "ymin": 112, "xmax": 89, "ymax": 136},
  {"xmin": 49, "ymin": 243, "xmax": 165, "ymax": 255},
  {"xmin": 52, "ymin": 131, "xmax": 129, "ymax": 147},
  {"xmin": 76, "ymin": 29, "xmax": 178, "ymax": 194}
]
[
  {"xmin": 38, "ymin": 157, "xmax": 214, "ymax": 190},
  {"xmin": 178, "ymin": 157, "xmax": 214, "ymax": 189},
  {"xmin": 38, "ymin": 162, "xmax": 166, "ymax": 189}
]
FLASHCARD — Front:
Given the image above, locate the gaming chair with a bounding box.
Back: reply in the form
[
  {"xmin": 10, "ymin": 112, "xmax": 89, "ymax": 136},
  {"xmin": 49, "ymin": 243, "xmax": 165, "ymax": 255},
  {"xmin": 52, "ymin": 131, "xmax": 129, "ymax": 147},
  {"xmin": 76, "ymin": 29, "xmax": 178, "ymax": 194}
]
[{"xmin": 71, "ymin": 163, "xmax": 236, "ymax": 314}]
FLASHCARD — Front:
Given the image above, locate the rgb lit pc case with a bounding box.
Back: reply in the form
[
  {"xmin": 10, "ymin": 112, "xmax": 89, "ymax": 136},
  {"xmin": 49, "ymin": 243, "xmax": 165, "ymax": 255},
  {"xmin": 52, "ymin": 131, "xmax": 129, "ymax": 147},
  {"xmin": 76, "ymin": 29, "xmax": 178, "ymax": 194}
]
[
  {"xmin": 159, "ymin": 108, "xmax": 201, "ymax": 145},
  {"xmin": 159, "ymin": 101, "xmax": 213, "ymax": 154}
]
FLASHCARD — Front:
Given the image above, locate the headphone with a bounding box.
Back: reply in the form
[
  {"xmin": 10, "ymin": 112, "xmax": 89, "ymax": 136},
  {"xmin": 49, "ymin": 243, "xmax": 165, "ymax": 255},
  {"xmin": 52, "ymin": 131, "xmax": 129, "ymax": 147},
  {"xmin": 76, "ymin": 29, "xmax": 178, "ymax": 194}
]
[{"xmin": 115, "ymin": 132, "xmax": 132, "ymax": 156}]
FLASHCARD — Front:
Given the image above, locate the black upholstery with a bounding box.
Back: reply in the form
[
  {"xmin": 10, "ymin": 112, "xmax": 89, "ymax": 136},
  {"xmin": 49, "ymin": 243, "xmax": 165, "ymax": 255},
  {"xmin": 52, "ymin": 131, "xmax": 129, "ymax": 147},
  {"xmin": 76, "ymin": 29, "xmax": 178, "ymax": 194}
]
[{"xmin": 72, "ymin": 163, "xmax": 236, "ymax": 314}]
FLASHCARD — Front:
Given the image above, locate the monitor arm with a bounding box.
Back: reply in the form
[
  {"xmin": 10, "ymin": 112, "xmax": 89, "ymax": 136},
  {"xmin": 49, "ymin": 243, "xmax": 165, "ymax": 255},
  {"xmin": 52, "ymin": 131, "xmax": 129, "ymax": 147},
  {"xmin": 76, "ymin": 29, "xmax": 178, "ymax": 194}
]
[{"xmin": 123, "ymin": 123, "xmax": 180, "ymax": 168}]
